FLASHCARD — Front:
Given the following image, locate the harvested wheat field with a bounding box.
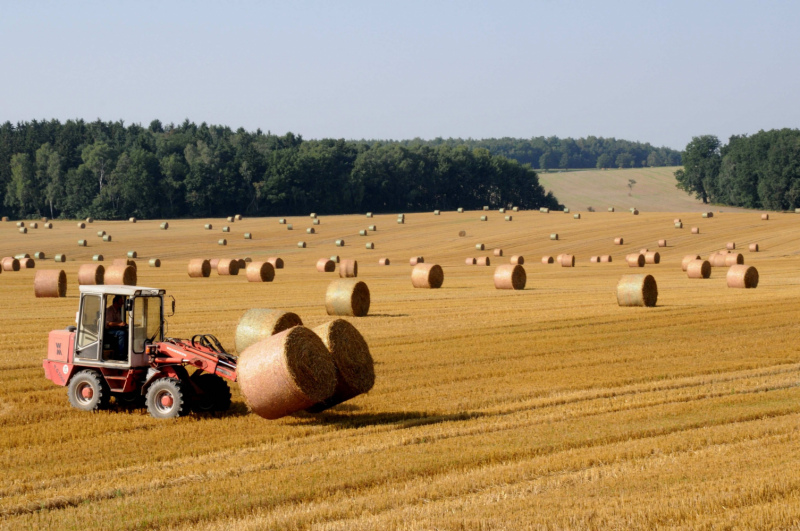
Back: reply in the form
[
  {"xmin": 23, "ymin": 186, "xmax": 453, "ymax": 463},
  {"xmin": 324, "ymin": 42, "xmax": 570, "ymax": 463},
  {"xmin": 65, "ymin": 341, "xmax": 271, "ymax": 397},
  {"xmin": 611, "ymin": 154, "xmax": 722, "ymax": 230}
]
[{"xmin": 2, "ymin": 208, "xmax": 800, "ymax": 529}]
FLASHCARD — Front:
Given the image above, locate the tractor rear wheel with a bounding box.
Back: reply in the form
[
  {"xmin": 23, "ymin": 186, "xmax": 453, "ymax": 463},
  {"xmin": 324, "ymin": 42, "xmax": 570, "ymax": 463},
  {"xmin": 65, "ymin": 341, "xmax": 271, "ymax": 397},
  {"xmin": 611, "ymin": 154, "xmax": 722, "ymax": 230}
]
[
  {"xmin": 67, "ymin": 370, "xmax": 111, "ymax": 412},
  {"xmin": 145, "ymin": 378, "xmax": 188, "ymax": 419},
  {"xmin": 192, "ymin": 374, "xmax": 232, "ymax": 412}
]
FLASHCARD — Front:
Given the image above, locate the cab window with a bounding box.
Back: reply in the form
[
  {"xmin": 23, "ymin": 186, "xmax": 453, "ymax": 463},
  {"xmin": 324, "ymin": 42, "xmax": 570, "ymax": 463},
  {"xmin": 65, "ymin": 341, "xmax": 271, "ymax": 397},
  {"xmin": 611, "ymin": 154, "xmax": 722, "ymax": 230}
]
[
  {"xmin": 77, "ymin": 294, "xmax": 102, "ymax": 349},
  {"xmin": 132, "ymin": 296, "xmax": 162, "ymax": 353}
]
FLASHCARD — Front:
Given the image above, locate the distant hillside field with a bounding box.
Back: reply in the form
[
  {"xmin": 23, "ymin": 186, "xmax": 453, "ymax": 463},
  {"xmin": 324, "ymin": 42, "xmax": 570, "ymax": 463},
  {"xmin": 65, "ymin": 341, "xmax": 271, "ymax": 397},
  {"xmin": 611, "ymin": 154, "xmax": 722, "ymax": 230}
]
[{"xmin": 537, "ymin": 166, "xmax": 751, "ymax": 212}]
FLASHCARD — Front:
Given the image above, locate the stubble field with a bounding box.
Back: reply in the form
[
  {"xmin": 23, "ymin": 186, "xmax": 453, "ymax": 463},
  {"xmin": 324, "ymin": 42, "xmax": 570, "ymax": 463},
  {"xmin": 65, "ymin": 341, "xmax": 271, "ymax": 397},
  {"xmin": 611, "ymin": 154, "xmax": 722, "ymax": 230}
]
[{"xmin": 2, "ymin": 206, "xmax": 800, "ymax": 530}]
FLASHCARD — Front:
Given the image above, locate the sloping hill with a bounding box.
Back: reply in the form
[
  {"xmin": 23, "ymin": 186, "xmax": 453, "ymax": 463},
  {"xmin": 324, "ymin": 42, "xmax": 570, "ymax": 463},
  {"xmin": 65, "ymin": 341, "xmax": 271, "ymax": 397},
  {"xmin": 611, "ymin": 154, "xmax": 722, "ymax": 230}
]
[{"xmin": 537, "ymin": 166, "xmax": 751, "ymax": 212}]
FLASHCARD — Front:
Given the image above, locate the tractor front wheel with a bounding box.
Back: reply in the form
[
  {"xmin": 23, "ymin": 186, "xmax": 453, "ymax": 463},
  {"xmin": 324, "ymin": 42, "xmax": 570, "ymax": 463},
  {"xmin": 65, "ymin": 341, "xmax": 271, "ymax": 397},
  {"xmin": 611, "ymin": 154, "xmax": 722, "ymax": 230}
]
[
  {"xmin": 192, "ymin": 374, "xmax": 232, "ymax": 412},
  {"xmin": 145, "ymin": 378, "xmax": 188, "ymax": 419},
  {"xmin": 67, "ymin": 370, "xmax": 110, "ymax": 412}
]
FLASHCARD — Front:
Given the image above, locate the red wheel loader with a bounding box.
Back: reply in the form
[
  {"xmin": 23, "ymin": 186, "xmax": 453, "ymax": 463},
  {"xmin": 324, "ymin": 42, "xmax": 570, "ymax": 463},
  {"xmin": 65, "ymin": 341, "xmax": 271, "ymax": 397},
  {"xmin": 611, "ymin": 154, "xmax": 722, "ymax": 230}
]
[{"xmin": 43, "ymin": 285, "xmax": 239, "ymax": 419}]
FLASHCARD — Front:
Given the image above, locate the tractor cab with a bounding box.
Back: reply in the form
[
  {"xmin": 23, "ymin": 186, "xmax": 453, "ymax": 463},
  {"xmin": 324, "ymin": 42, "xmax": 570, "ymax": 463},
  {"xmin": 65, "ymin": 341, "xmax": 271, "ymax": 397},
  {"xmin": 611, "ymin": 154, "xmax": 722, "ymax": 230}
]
[{"xmin": 73, "ymin": 285, "xmax": 166, "ymax": 368}]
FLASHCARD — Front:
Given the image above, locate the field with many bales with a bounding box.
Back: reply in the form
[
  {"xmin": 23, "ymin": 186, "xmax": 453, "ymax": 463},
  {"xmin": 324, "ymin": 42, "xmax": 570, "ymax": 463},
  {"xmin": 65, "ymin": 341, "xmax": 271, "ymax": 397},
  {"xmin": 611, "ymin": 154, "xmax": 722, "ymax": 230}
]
[{"xmin": 2, "ymin": 206, "xmax": 800, "ymax": 529}]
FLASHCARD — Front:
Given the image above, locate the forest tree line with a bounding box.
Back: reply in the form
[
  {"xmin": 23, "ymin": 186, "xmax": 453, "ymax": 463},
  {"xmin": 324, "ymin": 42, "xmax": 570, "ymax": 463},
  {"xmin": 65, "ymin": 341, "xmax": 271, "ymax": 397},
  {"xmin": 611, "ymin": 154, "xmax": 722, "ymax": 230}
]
[
  {"xmin": 675, "ymin": 129, "xmax": 800, "ymax": 210},
  {"xmin": 0, "ymin": 119, "xmax": 563, "ymax": 220}
]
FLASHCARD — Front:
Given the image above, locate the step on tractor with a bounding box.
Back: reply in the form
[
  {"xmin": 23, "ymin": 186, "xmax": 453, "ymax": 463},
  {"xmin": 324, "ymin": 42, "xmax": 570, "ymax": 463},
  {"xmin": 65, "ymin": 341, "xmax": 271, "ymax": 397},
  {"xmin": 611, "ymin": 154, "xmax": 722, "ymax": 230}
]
[{"xmin": 43, "ymin": 285, "xmax": 240, "ymax": 419}]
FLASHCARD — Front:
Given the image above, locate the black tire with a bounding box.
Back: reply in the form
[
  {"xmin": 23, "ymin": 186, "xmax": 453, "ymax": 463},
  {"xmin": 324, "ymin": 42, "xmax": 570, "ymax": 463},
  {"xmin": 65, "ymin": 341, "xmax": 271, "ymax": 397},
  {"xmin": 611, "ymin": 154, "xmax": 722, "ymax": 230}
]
[
  {"xmin": 67, "ymin": 370, "xmax": 110, "ymax": 412},
  {"xmin": 192, "ymin": 373, "xmax": 232, "ymax": 412},
  {"xmin": 145, "ymin": 378, "xmax": 188, "ymax": 419},
  {"xmin": 114, "ymin": 393, "xmax": 146, "ymax": 409}
]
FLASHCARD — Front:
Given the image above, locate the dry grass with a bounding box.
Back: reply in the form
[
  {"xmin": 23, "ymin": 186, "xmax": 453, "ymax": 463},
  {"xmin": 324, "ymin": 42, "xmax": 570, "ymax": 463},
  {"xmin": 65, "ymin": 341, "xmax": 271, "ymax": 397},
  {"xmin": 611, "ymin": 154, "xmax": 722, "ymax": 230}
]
[{"xmin": 1, "ymin": 209, "xmax": 800, "ymax": 529}]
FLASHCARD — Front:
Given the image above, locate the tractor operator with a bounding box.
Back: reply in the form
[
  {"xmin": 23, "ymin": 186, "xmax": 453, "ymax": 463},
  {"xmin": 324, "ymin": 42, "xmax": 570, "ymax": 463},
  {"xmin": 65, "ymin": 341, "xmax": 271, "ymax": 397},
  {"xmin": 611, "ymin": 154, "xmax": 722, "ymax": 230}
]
[{"xmin": 106, "ymin": 295, "xmax": 128, "ymax": 359}]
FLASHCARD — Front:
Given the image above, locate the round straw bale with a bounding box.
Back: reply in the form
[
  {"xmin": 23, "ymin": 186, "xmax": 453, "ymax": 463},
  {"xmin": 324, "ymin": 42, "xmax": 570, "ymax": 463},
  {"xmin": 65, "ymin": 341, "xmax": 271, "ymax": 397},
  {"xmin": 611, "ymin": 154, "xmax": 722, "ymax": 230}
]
[
  {"xmin": 41, "ymin": 217, "xmax": 48, "ymax": 222},
  {"xmin": 709, "ymin": 253, "xmax": 728, "ymax": 267},
  {"xmin": 78, "ymin": 264, "xmax": 105, "ymax": 285},
  {"xmin": 465, "ymin": 257, "xmax": 476, "ymax": 265},
  {"xmin": 727, "ymin": 265, "xmax": 759, "ymax": 288},
  {"xmin": 129, "ymin": 217, "xmax": 136, "ymax": 223},
  {"xmin": 219, "ymin": 239, "xmax": 227, "ymax": 246},
  {"xmin": 317, "ymin": 258, "xmax": 336, "ymax": 272},
  {"xmin": 574, "ymin": 213, "xmax": 581, "ymax": 219},
  {"xmin": 237, "ymin": 326, "xmax": 337, "ymax": 419},
  {"xmin": 126, "ymin": 251, "xmax": 137, "ymax": 259},
  {"xmin": 550, "ymin": 233, "xmax": 558, "ymax": 240},
  {"xmin": 513, "ymin": 206, "xmax": 519, "ymax": 212},
  {"xmin": 369, "ymin": 225, "xmax": 376, "ymax": 231},
  {"xmin": 235, "ymin": 308, "xmax": 303, "ymax": 353},
  {"xmin": 658, "ymin": 239, "xmax": 667, "ymax": 247},
  {"xmin": 92, "ymin": 254, "xmax": 103, "ymax": 261},
  {"xmin": 494, "ymin": 264, "xmax": 526, "ymax": 290},
  {"xmin": 555, "ymin": 253, "xmax": 564, "ymax": 262},
  {"xmin": 691, "ymin": 227, "xmax": 699, "ymax": 234},
  {"xmin": 614, "ymin": 237, "xmax": 623, "ymax": 245},
  {"xmin": 725, "ymin": 253, "xmax": 744, "ymax": 266},
  {"xmin": 306, "ymin": 228, "xmax": 315, "ymax": 234},
  {"xmin": 278, "ymin": 218, "xmax": 286, "ymax": 224},
  {"xmin": 480, "ymin": 215, "xmax": 488, "ymax": 221},
  {"xmin": 297, "ymin": 241, "xmax": 306, "ymax": 248},
  {"xmin": 499, "ymin": 208, "xmax": 505, "ymax": 213},
  {"xmin": 222, "ymin": 226, "xmax": 230, "ymax": 232},
  {"xmin": 55, "ymin": 254, "xmax": 65, "ymax": 262},
  {"xmin": 19, "ymin": 227, "xmax": 27, "ymax": 234},
  {"xmin": 313, "ymin": 219, "xmax": 320, "ymax": 225},
  {"xmin": 397, "ymin": 219, "xmax": 404, "ymax": 224},
  {"xmin": 749, "ymin": 243, "xmax": 759, "ymax": 252},
  {"xmin": 330, "ymin": 255, "xmax": 340, "ymax": 263},
  {"xmin": 409, "ymin": 256, "xmax": 424, "ymax": 266},
  {"xmin": 510, "ymin": 255, "xmax": 524, "ymax": 265},
  {"xmin": 77, "ymin": 222, "xmax": 85, "ymax": 229},
  {"xmin": 631, "ymin": 208, "xmax": 639, "ymax": 215},
  {"xmin": 726, "ymin": 242, "xmax": 736, "ymax": 250},
  {"xmin": 366, "ymin": 212, "xmax": 373, "ymax": 217},
  {"xmin": 326, "ymin": 279, "xmax": 370, "ymax": 316},
  {"xmin": 1, "ymin": 216, "xmax": 7, "ymax": 222},
  {"xmin": 681, "ymin": 254, "xmax": 702, "ymax": 271},
  {"xmin": 235, "ymin": 214, "xmax": 243, "ymax": 221},
  {"xmin": 16, "ymin": 221, "xmax": 24, "ymax": 227},
  {"xmin": 434, "ymin": 210, "xmax": 441, "ymax": 215},
  {"xmin": 102, "ymin": 235, "xmax": 112, "ymax": 242},
  {"xmin": 458, "ymin": 230, "xmax": 466, "ymax": 237},
  {"xmin": 309, "ymin": 213, "xmax": 316, "ymax": 219},
  {"xmin": 227, "ymin": 216, "xmax": 234, "ymax": 222},
  {"xmin": 379, "ymin": 258, "xmax": 390, "ymax": 265},
  {"xmin": 105, "ymin": 265, "xmax": 136, "ymax": 285},
  {"xmin": 15, "ymin": 253, "xmax": 30, "ymax": 259},
  {"xmin": 493, "ymin": 249, "xmax": 503, "ymax": 257},
  {"xmin": 160, "ymin": 222, "xmax": 169, "ymax": 230},
  {"xmin": 483, "ymin": 206, "xmax": 489, "ymax": 211},
  {"xmin": 366, "ymin": 242, "xmax": 375, "ymax": 249},
  {"xmin": 335, "ymin": 239, "xmax": 344, "ymax": 247},
  {"xmin": 77, "ymin": 239, "xmax": 87, "ymax": 247},
  {"xmin": 542, "ymin": 256, "xmax": 554, "ymax": 264},
  {"xmin": 217, "ymin": 259, "xmax": 239, "ymax": 275},
  {"xmin": 457, "ymin": 208, "xmax": 464, "ymax": 213},
  {"xmin": 644, "ymin": 251, "xmax": 660, "ymax": 264},
  {"xmin": 475, "ymin": 243, "xmax": 485, "ymax": 250},
  {"xmin": 339, "ymin": 259, "xmax": 358, "ymax": 278},
  {"xmin": 675, "ymin": 222, "xmax": 683, "ymax": 228},
  {"xmin": 590, "ymin": 256, "xmax": 600, "ymax": 263},
  {"xmin": 267, "ymin": 257, "xmax": 284, "ymax": 269},
  {"xmin": 761, "ymin": 213, "xmax": 769, "ymax": 220},
  {"xmin": 359, "ymin": 230, "xmax": 367, "ymax": 236},
  {"xmin": 244, "ymin": 232, "xmax": 252, "ymax": 239},
  {"xmin": 246, "ymin": 261, "xmax": 275, "ymax": 282},
  {"xmin": 563, "ymin": 208, "xmax": 570, "ymax": 213},
  {"xmin": 686, "ymin": 260, "xmax": 711, "ymax": 279},
  {"xmin": 149, "ymin": 258, "xmax": 161, "ymax": 267},
  {"xmin": 476, "ymin": 256, "xmax": 491, "ymax": 266},
  {"xmin": 600, "ymin": 255, "xmax": 613, "ymax": 263},
  {"xmin": 236, "ymin": 259, "xmax": 246, "ymax": 269},
  {"xmin": 505, "ymin": 215, "xmax": 513, "ymax": 221},
  {"xmin": 702, "ymin": 212, "xmax": 713, "ymax": 218},
  {"xmin": 97, "ymin": 230, "xmax": 106, "ymax": 237},
  {"xmin": 20, "ymin": 258, "xmax": 34, "ymax": 268},
  {"xmin": 45, "ymin": 222, "xmax": 52, "ymax": 228},
  {"xmin": 306, "ymin": 319, "xmax": 375, "ymax": 412},
  {"xmin": 34, "ymin": 252, "xmax": 45, "ymax": 259},
  {"xmin": 608, "ymin": 207, "xmax": 615, "ymax": 212},
  {"xmin": 188, "ymin": 259, "xmax": 211, "ymax": 278},
  {"xmin": 34, "ymin": 270, "xmax": 67, "ymax": 298},
  {"xmin": 86, "ymin": 217, "xmax": 93, "ymax": 223},
  {"xmin": 626, "ymin": 254, "xmax": 645, "ymax": 267},
  {"xmin": 560, "ymin": 254, "xmax": 575, "ymax": 267},
  {"xmin": 411, "ymin": 263, "xmax": 444, "ymax": 288},
  {"xmin": 616, "ymin": 274, "xmax": 657, "ymax": 307},
  {"xmin": 540, "ymin": 207, "xmax": 550, "ymax": 213},
  {"xmin": 29, "ymin": 222, "xmax": 38, "ymax": 229},
  {"xmin": 204, "ymin": 223, "xmax": 212, "ymax": 229},
  {"xmin": 2, "ymin": 257, "xmax": 20, "ymax": 271}
]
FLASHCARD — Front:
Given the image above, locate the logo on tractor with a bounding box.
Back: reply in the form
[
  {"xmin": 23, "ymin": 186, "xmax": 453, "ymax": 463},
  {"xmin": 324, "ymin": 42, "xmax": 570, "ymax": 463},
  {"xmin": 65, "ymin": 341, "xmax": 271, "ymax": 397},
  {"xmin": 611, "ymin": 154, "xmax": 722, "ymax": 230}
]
[
  {"xmin": 63, "ymin": 364, "xmax": 69, "ymax": 374},
  {"xmin": 56, "ymin": 342, "xmax": 62, "ymax": 357}
]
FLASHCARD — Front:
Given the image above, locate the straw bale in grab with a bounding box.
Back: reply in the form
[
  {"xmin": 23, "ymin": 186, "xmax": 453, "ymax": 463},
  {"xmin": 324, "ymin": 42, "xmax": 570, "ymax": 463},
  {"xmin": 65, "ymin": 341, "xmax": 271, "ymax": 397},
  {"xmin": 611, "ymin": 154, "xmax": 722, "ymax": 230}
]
[
  {"xmin": 686, "ymin": 260, "xmax": 711, "ymax": 279},
  {"xmin": 709, "ymin": 253, "xmax": 728, "ymax": 267},
  {"xmin": 616, "ymin": 274, "xmax": 658, "ymax": 307},
  {"xmin": 541, "ymin": 256, "xmax": 554, "ymax": 264},
  {"xmin": 657, "ymin": 239, "xmax": 667, "ymax": 247},
  {"xmin": 306, "ymin": 320, "xmax": 375, "ymax": 412},
  {"xmin": 379, "ymin": 258, "xmax": 390, "ymax": 265},
  {"xmin": 339, "ymin": 259, "xmax": 358, "ymax": 278},
  {"xmin": 34, "ymin": 270, "xmax": 67, "ymax": 298},
  {"xmin": 761, "ymin": 214, "xmax": 769, "ymax": 220},
  {"xmin": 409, "ymin": 256, "xmax": 424, "ymax": 266},
  {"xmin": 727, "ymin": 265, "xmax": 759, "ymax": 288},
  {"xmin": 510, "ymin": 255, "xmax": 524, "ymax": 265},
  {"xmin": 20, "ymin": 258, "xmax": 35, "ymax": 269},
  {"xmin": 626, "ymin": 253, "xmax": 645, "ymax": 267},
  {"xmin": 2, "ymin": 257, "xmax": 20, "ymax": 271},
  {"xmin": 493, "ymin": 249, "xmax": 503, "ymax": 257},
  {"xmin": 681, "ymin": 255, "xmax": 702, "ymax": 271},
  {"xmin": 749, "ymin": 243, "xmax": 759, "ymax": 252},
  {"xmin": 188, "ymin": 259, "xmax": 211, "ymax": 278},
  {"xmin": 560, "ymin": 254, "xmax": 575, "ymax": 267},
  {"xmin": 217, "ymin": 259, "xmax": 239, "ymax": 275},
  {"xmin": 411, "ymin": 263, "xmax": 444, "ymax": 288},
  {"xmin": 235, "ymin": 308, "xmax": 303, "ymax": 353},
  {"xmin": 246, "ymin": 261, "xmax": 275, "ymax": 282},
  {"xmin": 105, "ymin": 265, "xmax": 136, "ymax": 285},
  {"xmin": 726, "ymin": 242, "xmax": 736, "ymax": 250},
  {"xmin": 494, "ymin": 264, "xmax": 526, "ymax": 290},
  {"xmin": 691, "ymin": 227, "xmax": 700, "ymax": 234},
  {"xmin": 149, "ymin": 258, "xmax": 161, "ymax": 267},
  {"xmin": 644, "ymin": 251, "xmax": 660, "ymax": 264},
  {"xmin": 614, "ymin": 237, "xmax": 623, "ymax": 245},
  {"xmin": 55, "ymin": 254, "xmax": 66, "ymax": 263},
  {"xmin": 326, "ymin": 278, "xmax": 370, "ymax": 316},
  {"xmin": 78, "ymin": 264, "xmax": 105, "ymax": 285},
  {"xmin": 267, "ymin": 257, "xmax": 284, "ymax": 269},
  {"xmin": 725, "ymin": 253, "xmax": 744, "ymax": 266},
  {"xmin": 476, "ymin": 256, "xmax": 491, "ymax": 266},
  {"xmin": 600, "ymin": 255, "xmax": 613, "ymax": 263},
  {"xmin": 317, "ymin": 258, "xmax": 335, "ymax": 272},
  {"xmin": 465, "ymin": 257, "xmax": 476, "ymax": 265},
  {"xmin": 237, "ymin": 326, "xmax": 337, "ymax": 419}
]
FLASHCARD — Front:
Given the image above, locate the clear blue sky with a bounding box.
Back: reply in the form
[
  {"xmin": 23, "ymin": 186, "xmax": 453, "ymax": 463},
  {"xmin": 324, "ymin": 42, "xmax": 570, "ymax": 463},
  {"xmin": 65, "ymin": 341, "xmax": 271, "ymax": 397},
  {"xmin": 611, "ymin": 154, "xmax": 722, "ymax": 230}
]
[{"xmin": 1, "ymin": 1, "xmax": 798, "ymax": 149}]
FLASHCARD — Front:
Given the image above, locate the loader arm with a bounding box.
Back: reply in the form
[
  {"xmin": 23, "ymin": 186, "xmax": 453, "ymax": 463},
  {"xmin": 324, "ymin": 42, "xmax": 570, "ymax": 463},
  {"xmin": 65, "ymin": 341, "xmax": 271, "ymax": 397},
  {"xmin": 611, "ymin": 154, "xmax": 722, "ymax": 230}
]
[{"xmin": 153, "ymin": 337, "xmax": 238, "ymax": 382}]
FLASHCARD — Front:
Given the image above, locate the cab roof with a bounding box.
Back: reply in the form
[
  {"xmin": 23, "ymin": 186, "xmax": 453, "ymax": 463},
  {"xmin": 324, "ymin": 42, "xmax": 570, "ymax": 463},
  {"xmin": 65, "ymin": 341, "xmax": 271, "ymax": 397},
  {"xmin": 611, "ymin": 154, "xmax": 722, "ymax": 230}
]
[{"xmin": 78, "ymin": 285, "xmax": 164, "ymax": 296}]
